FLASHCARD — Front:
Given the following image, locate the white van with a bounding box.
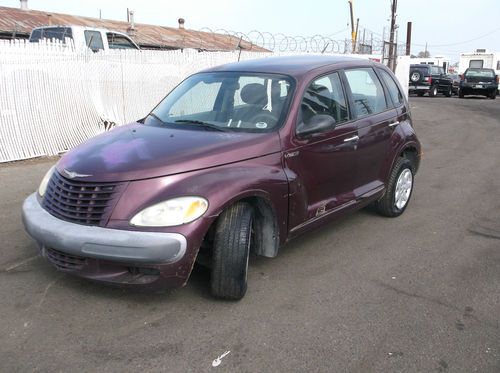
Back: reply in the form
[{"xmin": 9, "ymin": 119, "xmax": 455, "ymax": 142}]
[{"xmin": 29, "ymin": 25, "xmax": 140, "ymax": 51}]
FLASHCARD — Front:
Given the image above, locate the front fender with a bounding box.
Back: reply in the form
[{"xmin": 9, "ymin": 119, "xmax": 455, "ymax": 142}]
[{"xmin": 109, "ymin": 152, "xmax": 289, "ymax": 248}]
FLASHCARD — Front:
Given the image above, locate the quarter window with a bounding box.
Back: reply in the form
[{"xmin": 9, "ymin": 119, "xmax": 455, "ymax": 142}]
[
  {"xmin": 344, "ymin": 68, "xmax": 388, "ymax": 118},
  {"xmin": 299, "ymin": 72, "xmax": 349, "ymax": 131},
  {"xmin": 378, "ymin": 69, "xmax": 404, "ymax": 106}
]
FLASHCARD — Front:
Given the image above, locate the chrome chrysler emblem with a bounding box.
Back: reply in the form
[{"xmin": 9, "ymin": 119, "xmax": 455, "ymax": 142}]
[{"xmin": 63, "ymin": 169, "xmax": 92, "ymax": 179}]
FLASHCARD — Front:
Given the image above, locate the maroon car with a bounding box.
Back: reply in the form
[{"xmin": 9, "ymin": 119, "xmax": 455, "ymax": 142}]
[{"xmin": 22, "ymin": 56, "xmax": 421, "ymax": 300}]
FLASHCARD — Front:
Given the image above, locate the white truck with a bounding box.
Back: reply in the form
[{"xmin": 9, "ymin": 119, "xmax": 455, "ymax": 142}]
[
  {"xmin": 29, "ymin": 25, "xmax": 140, "ymax": 52},
  {"xmin": 458, "ymin": 49, "xmax": 500, "ymax": 93}
]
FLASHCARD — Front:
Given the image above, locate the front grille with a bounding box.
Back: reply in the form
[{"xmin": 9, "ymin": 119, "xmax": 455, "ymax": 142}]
[
  {"xmin": 42, "ymin": 171, "xmax": 121, "ymax": 226},
  {"xmin": 46, "ymin": 247, "xmax": 86, "ymax": 271}
]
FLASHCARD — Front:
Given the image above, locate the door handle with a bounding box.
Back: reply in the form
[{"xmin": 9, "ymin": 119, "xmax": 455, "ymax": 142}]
[
  {"xmin": 389, "ymin": 121, "xmax": 400, "ymax": 127},
  {"xmin": 343, "ymin": 135, "xmax": 359, "ymax": 142}
]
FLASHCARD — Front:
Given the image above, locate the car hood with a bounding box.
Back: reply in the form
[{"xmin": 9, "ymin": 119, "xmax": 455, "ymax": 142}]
[{"xmin": 57, "ymin": 123, "xmax": 282, "ymax": 182}]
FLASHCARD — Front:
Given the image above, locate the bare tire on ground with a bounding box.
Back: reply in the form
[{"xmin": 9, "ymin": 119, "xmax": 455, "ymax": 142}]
[
  {"xmin": 376, "ymin": 157, "xmax": 414, "ymax": 218},
  {"xmin": 211, "ymin": 202, "xmax": 254, "ymax": 300}
]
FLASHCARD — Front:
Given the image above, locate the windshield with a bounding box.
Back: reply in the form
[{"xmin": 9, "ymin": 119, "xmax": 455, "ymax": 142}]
[{"xmin": 144, "ymin": 72, "xmax": 295, "ymax": 133}]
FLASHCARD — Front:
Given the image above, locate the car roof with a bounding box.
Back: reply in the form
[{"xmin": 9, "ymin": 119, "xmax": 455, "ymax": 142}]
[{"xmin": 202, "ymin": 55, "xmax": 373, "ymax": 77}]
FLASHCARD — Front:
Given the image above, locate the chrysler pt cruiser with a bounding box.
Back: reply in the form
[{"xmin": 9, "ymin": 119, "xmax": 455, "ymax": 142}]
[{"xmin": 23, "ymin": 56, "xmax": 421, "ymax": 300}]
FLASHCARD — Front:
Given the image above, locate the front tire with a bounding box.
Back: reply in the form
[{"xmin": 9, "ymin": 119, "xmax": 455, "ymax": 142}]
[
  {"xmin": 211, "ymin": 202, "xmax": 254, "ymax": 300},
  {"xmin": 376, "ymin": 158, "xmax": 414, "ymax": 217}
]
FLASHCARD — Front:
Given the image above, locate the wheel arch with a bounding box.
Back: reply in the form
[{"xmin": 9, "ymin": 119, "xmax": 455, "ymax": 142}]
[{"xmin": 206, "ymin": 191, "xmax": 282, "ymax": 259}]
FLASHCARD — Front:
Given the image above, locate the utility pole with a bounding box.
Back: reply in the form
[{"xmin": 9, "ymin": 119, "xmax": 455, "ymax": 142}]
[
  {"xmin": 388, "ymin": 0, "xmax": 397, "ymax": 71},
  {"xmin": 406, "ymin": 21, "xmax": 412, "ymax": 56},
  {"xmin": 348, "ymin": 1, "xmax": 356, "ymax": 53}
]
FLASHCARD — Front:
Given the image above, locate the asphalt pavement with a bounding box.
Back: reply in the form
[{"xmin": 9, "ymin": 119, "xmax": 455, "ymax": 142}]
[{"xmin": 0, "ymin": 95, "xmax": 499, "ymax": 372}]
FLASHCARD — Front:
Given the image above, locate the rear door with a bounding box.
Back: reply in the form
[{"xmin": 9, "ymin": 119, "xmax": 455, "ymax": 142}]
[{"xmin": 343, "ymin": 67, "xmax": 397, "ymax": 196}]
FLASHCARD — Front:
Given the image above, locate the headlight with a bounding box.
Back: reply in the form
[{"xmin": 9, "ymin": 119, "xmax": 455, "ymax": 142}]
[
  {"xmin": 38, "ymin": 165, "xmax": 56, "ymax": 197},
  {"xmin": 130, "ymin": 197, "xmax": 209, "ymax": 227}
]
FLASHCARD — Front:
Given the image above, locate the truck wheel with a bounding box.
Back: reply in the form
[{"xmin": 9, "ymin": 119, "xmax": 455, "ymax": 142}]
[
  {"xmin": 445, "ymin": 85, "xmax": 452, "ymax": 97},
  {"xmin": 490, "ymin": 91, "xmax": 497, "ymax": 99},
  {"xmin": 376, "ymin": 157, "xmax": 414, "ymax": 218},
  {"xmin": 428, "ymin": 85, "xmax": 438, "ymax": 97},
  {"xmin": 211, "ymin": 202, "xmax": 254, "ymax": 300}
]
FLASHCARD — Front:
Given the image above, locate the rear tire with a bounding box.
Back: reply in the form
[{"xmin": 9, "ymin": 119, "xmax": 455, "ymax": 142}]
[
  {"xmin": 428, "ymin": 85, "xmax": 438, "ymax": 97},
  {"xmin": 445, "ymin": 85, "xmax": 452, "ymax": 97},
  {"xmin": 211, "ymin": 202, "xmax": 254, "ymax": 300},
  {"xmin": 376, "ymin": 158, "xmax": 414, "ymax": 218}
]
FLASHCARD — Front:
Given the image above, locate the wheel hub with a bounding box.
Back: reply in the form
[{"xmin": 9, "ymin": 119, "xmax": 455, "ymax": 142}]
[{"xmin": 394, "ymin": 169, "xmax": 413, "ymax": 209}]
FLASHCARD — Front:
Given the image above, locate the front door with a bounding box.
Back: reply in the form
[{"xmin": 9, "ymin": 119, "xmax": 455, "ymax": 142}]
[{"xmin": 283, "ymin": 71, "xmax": 359, "ymax": 234}]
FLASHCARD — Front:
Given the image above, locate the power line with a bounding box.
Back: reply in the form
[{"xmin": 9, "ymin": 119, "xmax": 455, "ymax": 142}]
[{"xmin": 409, "ymin": 27, "xmax": 500, "ymax": 48}]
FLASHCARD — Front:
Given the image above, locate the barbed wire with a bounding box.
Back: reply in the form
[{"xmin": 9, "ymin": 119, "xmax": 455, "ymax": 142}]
[{"xmin": 196, "ymin": 27, "xmax": 406, "ymax": 55}]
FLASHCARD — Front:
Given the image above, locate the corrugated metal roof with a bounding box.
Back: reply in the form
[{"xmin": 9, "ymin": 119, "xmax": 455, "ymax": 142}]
[{"xmin": 0, "ymin": 6, "xmax": 268, "ymax": 52}]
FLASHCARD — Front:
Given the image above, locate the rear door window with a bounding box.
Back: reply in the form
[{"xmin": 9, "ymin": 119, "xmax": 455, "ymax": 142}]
[
  {"xmin": 84, "ymin": 31, "xmax": 104, "ymax": 51},
  {"xmin": 107, "ymin": 33, "xmax": 138, "ymax": 49},
  {"xmin": 344, "ymin": 68, "xmax": 388, "ymax": 118}
]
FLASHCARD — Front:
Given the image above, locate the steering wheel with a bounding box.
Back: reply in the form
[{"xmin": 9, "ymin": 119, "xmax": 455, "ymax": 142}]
[{"xmin": 252, "ymin": 112, "xmax": 277, "ymax": 129}]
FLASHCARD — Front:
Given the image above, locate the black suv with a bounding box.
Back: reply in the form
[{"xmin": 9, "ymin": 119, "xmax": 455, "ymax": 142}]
[
  {"xmin": 459, "ymin": 68, "xmax": 498, "ymax": 99},
  {"xmin": 409, "ymin": 64, "xmax": 453, "ymax": 97}
]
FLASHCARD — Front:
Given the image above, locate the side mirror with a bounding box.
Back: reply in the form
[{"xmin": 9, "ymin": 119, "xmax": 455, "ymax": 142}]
[{"xmin": 296, "ymin": 114, "xmax": 336, "ymax": 137}]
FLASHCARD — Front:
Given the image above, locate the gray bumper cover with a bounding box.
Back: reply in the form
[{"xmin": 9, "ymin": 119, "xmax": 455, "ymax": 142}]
[{"xmin": 22, "ymin": 193, "xmax": 187, "ymax": 264}]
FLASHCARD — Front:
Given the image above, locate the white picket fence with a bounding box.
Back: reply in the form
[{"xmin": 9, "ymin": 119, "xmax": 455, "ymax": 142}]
[
  {"xmin": 0, "ymin": 39, "xmax": 270, "ymax": 162},
  {"xmin": 0, "ymin": 40, "xmax": 409, "ymax": 163}
]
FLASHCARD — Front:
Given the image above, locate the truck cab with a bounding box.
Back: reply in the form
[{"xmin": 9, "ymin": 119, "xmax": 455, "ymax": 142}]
[{"xmin": 29, "ymin": 25, "xmax": 140, "ymax": 52}]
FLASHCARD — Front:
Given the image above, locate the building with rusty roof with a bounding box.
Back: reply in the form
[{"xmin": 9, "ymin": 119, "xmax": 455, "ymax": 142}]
[{"xmin": 0, "ymin": 4, "xmax": 268, "ymax": 52}]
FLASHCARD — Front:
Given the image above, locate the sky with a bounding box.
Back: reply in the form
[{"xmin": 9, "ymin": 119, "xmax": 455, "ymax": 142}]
[{"xmin": 2, "ymin": 0, "xmax": 500, "ymax": 62}]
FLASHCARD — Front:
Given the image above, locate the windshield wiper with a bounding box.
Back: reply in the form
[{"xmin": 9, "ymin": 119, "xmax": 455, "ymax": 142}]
[{"xmin": 174, "ymin": 119, "xmax": 229, "ymax": 132}]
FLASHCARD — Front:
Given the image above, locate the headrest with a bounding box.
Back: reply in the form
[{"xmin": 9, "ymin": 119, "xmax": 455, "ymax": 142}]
[{"xmin": 240, "ymin": 83, "xmax": 266, "ymax": 105}]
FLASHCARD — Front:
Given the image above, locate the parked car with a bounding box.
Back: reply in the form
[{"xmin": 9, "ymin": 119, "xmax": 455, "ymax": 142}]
[
  {"xmin": 409, "ymin": 64, "xmax": 453, "ymax": 97},
  {"xmin": 22, "ymin": 56, "xmax": 421, "ymax": 300},
  {"xmin": 448, "ymin": 73, "xmax": 460, "ymax": 95},
  {"xmin": 29, "ymin": 25, "xmax": 140, "ymax": 51},
  {"xmin": 458, "ymin": 68, "xmax": 498, "ymax": 99}
]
